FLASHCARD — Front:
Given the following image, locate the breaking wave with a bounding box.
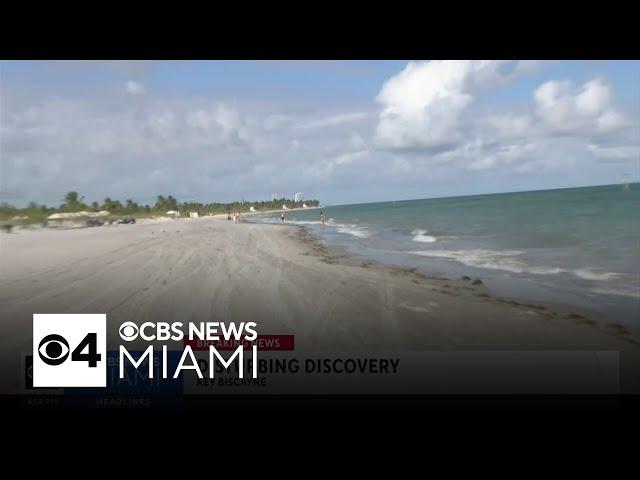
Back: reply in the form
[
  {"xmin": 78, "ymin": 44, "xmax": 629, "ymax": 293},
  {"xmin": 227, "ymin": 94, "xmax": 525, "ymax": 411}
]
[
  {"xmin": 283, "ymin": 218, "xmax": 371, "ymax": 238},
  {"xmin": 573, "ymin": 268, "xmax": 624, "ymax": 281},
  {"xmin": 407, "ymin": 249, "xmax": 567, "ymax": 275},
  {"xmin": 411, "ymin": 229, "xmax": 437, "ymax": 243}
]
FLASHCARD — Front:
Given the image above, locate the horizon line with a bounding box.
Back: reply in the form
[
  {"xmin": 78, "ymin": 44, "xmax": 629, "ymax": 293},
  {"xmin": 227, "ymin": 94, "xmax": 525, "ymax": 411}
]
[{"xmin": 324, "ymin": 181, "xmax": 638, "ymax": 208}]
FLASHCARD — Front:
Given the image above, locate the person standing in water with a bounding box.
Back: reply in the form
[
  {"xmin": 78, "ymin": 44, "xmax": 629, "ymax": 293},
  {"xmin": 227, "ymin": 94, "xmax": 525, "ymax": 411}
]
[
  {"xmin": 280, "ymin": 212, "xmax": 285, "ymax": 225},
  {"xmin": 320, "ymin": 210, "xmax": 325, "ymax": 226}
]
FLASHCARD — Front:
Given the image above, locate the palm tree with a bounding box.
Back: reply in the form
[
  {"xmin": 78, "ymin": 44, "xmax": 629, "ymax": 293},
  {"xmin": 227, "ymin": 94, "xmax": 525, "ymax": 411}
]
[
  {"xmin": 154, "ymin": 195, "xmax": 166, "ymax": 210},
  {"xmin": 64, "ymin": 191, "xmax": 79, "ymax": 206}
]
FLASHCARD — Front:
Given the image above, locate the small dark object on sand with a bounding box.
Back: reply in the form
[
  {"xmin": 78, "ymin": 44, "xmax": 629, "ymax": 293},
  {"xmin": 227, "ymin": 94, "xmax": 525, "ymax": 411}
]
[
  {"xmin": 462, "ymin": 275, "xmax": 472, "ymax": 281},
  {"xmin": 119, "ymin": 216, "xmax": 136, "ymax": 224},
  {"xmin": 472, "ymin": 278, "xmax": 483, "ymax": 285},
  {"xmin": 86, "ymin": 219, "xmax": 104, "ymax": 227}
]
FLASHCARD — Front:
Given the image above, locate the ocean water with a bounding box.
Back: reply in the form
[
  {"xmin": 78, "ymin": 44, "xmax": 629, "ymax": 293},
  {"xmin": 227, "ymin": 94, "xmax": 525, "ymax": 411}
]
[{"xmin": 254, "ymin": 184, "xmax": 640, "ymax": 324}]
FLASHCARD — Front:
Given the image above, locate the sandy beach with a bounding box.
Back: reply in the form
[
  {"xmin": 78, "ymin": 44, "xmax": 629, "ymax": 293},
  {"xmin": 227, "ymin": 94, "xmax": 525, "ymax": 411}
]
[{"xmin": 1, "ymin": 216, "xmax": 639, "ymax": 393}]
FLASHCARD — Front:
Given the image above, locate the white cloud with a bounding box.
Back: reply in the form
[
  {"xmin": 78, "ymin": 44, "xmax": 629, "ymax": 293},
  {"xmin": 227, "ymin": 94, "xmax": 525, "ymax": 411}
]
[
  {"xmin": 295, "ymin": 112, "xmax": 369, "ymax": 130},
  {"xmin": 512, "ymin": 60, "xmax": 556, "ymax": 76},
  {"xmin": 392, "ymin": 156, "xmax": 413, "ymax": 173},
  {"xmin": 264, "ymin": 114, "xmax": 290, "ymax": 130},
  {"xmin": 185, "ymin": 104, "xmax": 252, "ymax": 149},
  {"xmin": 2, "ymin": 61, "xmax": 638, "ymax": 207},
  {"xmin": 374, "ymin": 60, "xmax": 528, "ymax": 151},
  {"xmin": 373, "ymin": 62, "xmax": 633, "ymax": 180},
  {"xmin": 515, "ymin": 161, "xmax": 539, "ymax": 173},
  {"xmin": 588, "ymin": 144, "xmax": 640, "ymax": 162},
  {"xmin": 331, "ymin": 149, "xmax": 368, "ymax": 166},
  {"xmin": 481, "ymin": 77, "xmax": 634, "ymax": 175},
  {"xmin": 458, "ymin": 140, "xmax": 537, "ymax": 172},
  {"xmin": 348, "ymin": 132, "xmax": 365, "ymax": 150},
  {"xmin": 533, "ymin": 77, "xmax": 627, "ymax": 135},
  {"xmin": 468, "ymin": 156, "xmax": 497, "ymax": 171},
  {"xmin": 488, "ymin": 113, "xmax": 537, "ymax": 139},
  {"xmin": 0, "ymin": 93, "xmax": 269, "ymax": 204},
  {"xmin": 125, "ymin": 80, "xmax": 146, "ymax": 96}
]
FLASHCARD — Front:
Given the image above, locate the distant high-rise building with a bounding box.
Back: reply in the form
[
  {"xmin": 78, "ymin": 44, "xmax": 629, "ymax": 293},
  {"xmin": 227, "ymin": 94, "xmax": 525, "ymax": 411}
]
[
  {"xmin": 294, "ymin": 192, "xmax": 303, "ymax": 203},
  {"xmin": 272, "ymin": 192, "xmax": 278, "ymax": 201}
]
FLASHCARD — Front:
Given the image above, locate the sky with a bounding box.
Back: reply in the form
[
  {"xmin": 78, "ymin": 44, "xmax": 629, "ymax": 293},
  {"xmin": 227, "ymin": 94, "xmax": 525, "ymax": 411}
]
[{"xmin": 1, "ymin": 60, "xmax": 638, "ymax": 207}]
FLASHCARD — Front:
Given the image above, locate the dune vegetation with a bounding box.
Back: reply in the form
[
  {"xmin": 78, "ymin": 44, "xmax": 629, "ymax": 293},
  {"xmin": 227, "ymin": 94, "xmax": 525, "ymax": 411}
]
[{"xmin": 0, "ymin": 191, "xmax": 320, "ymax": 225}]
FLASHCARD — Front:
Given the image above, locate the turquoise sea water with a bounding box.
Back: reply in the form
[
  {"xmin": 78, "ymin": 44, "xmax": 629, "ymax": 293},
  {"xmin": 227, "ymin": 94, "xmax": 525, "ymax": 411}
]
[{"xmin": 255, "ymin": 184, "xmax": 640, "ymax": 323}]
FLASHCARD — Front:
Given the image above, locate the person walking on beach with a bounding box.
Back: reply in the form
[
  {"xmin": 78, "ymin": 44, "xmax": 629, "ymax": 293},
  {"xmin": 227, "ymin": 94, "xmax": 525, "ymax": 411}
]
[
  {"xmin": 280, "ymin": 212, "xmax": 285, "ymax": 225},
  {"xmin": 320, "ymin": 210, "xmax": 325, "ymax": 226}
]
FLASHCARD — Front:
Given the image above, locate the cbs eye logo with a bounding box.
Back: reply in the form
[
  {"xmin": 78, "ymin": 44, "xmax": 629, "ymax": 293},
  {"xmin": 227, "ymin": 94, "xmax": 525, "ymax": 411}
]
[
  {"xmin": 33, "ymin": 314, "xmax": 107, "ymax": 388},
  {"xmin": 119, "ymin": 322, "xmax": 139, "ymax": 341},
  {"xmin": 38, "ymin": 334, "xmax": 70, "ymax": 365},
  {"xmin": 38, "ymin": 333, "xmax": 101, "ymax": 367}
]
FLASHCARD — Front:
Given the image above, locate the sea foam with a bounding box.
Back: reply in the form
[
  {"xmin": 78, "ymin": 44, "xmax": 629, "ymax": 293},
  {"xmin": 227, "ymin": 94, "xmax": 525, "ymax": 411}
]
[
  {"xmin": 407, "ymin": 249, "xmax": 566, "ymax": 276},
  {"xmin": 591, "ymin": 287, "xmax": 640, "ymax": 298},
  {"xmin": 286, "ymin": 218, "xmax": 370, "ymax": 238},
  {"xmin": 411, "ymin": 229, "xmax": 437, "ymax": 243},
  {"xmin": 573, "ymin": 268, "xmax": 624, "ymax": 281},
  {"xmin": 336, "ymin": 224, "xmax": 370, "ymax": 238}
]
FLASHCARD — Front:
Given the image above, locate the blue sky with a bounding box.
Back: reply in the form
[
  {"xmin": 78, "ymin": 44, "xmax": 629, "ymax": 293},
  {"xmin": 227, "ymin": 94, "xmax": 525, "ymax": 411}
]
[{"xmin": 1, "ymin": 60, "xmax": 638, "ymax": 206}]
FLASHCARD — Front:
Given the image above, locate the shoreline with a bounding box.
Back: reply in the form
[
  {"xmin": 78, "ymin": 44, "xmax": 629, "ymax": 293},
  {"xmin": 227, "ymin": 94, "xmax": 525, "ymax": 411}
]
[
  {"xmin": 246, "ymin": 210, "xmax": 639, "ymax": 327},
  {"xmin": 1, "ymin": 216, "xmax": 639, "ymax": 392},
  {"xmin": 289, "ymin": 224, "xmax": 637, "ymax": 338}
]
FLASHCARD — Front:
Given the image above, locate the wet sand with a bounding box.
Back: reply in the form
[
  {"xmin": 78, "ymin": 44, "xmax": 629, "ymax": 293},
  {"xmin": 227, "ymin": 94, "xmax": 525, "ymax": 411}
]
[{"xmin": 1, "ymin": 216, "xmax": 639, "ymax": 393}]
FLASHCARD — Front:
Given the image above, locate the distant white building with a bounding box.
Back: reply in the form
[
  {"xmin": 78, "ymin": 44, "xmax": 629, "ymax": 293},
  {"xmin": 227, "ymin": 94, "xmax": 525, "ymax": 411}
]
[
  {"xmin": 250, "ymin": 206, "xmax": 256, "ymax": 212},
  {"xmin": 282, "ymin": 205, "xmax": 289, "ymax": 210},
  {"xmin": 294, "ymin": 192, "xmax": 303, "ymax": 203},
  {"xmin": 189, "ymin": 212, "xmax": 199, "ymax": 219},
  {"xmin": 302, "ymin": 203, "xmax": 308, "ymax": 208}
]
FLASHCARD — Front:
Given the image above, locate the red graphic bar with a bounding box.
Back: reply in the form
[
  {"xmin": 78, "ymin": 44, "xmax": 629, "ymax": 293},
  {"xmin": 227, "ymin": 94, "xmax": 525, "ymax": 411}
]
[{"xmin": 184, "ymin": 335, "xmax": 295, "ymax": 351}]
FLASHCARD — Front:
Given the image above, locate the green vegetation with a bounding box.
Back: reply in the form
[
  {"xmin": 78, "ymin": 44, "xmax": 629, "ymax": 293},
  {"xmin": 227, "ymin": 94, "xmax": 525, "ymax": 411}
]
[{"xmin": 0, "ymin": 192, "xmax": 320, "ymax": 225}]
